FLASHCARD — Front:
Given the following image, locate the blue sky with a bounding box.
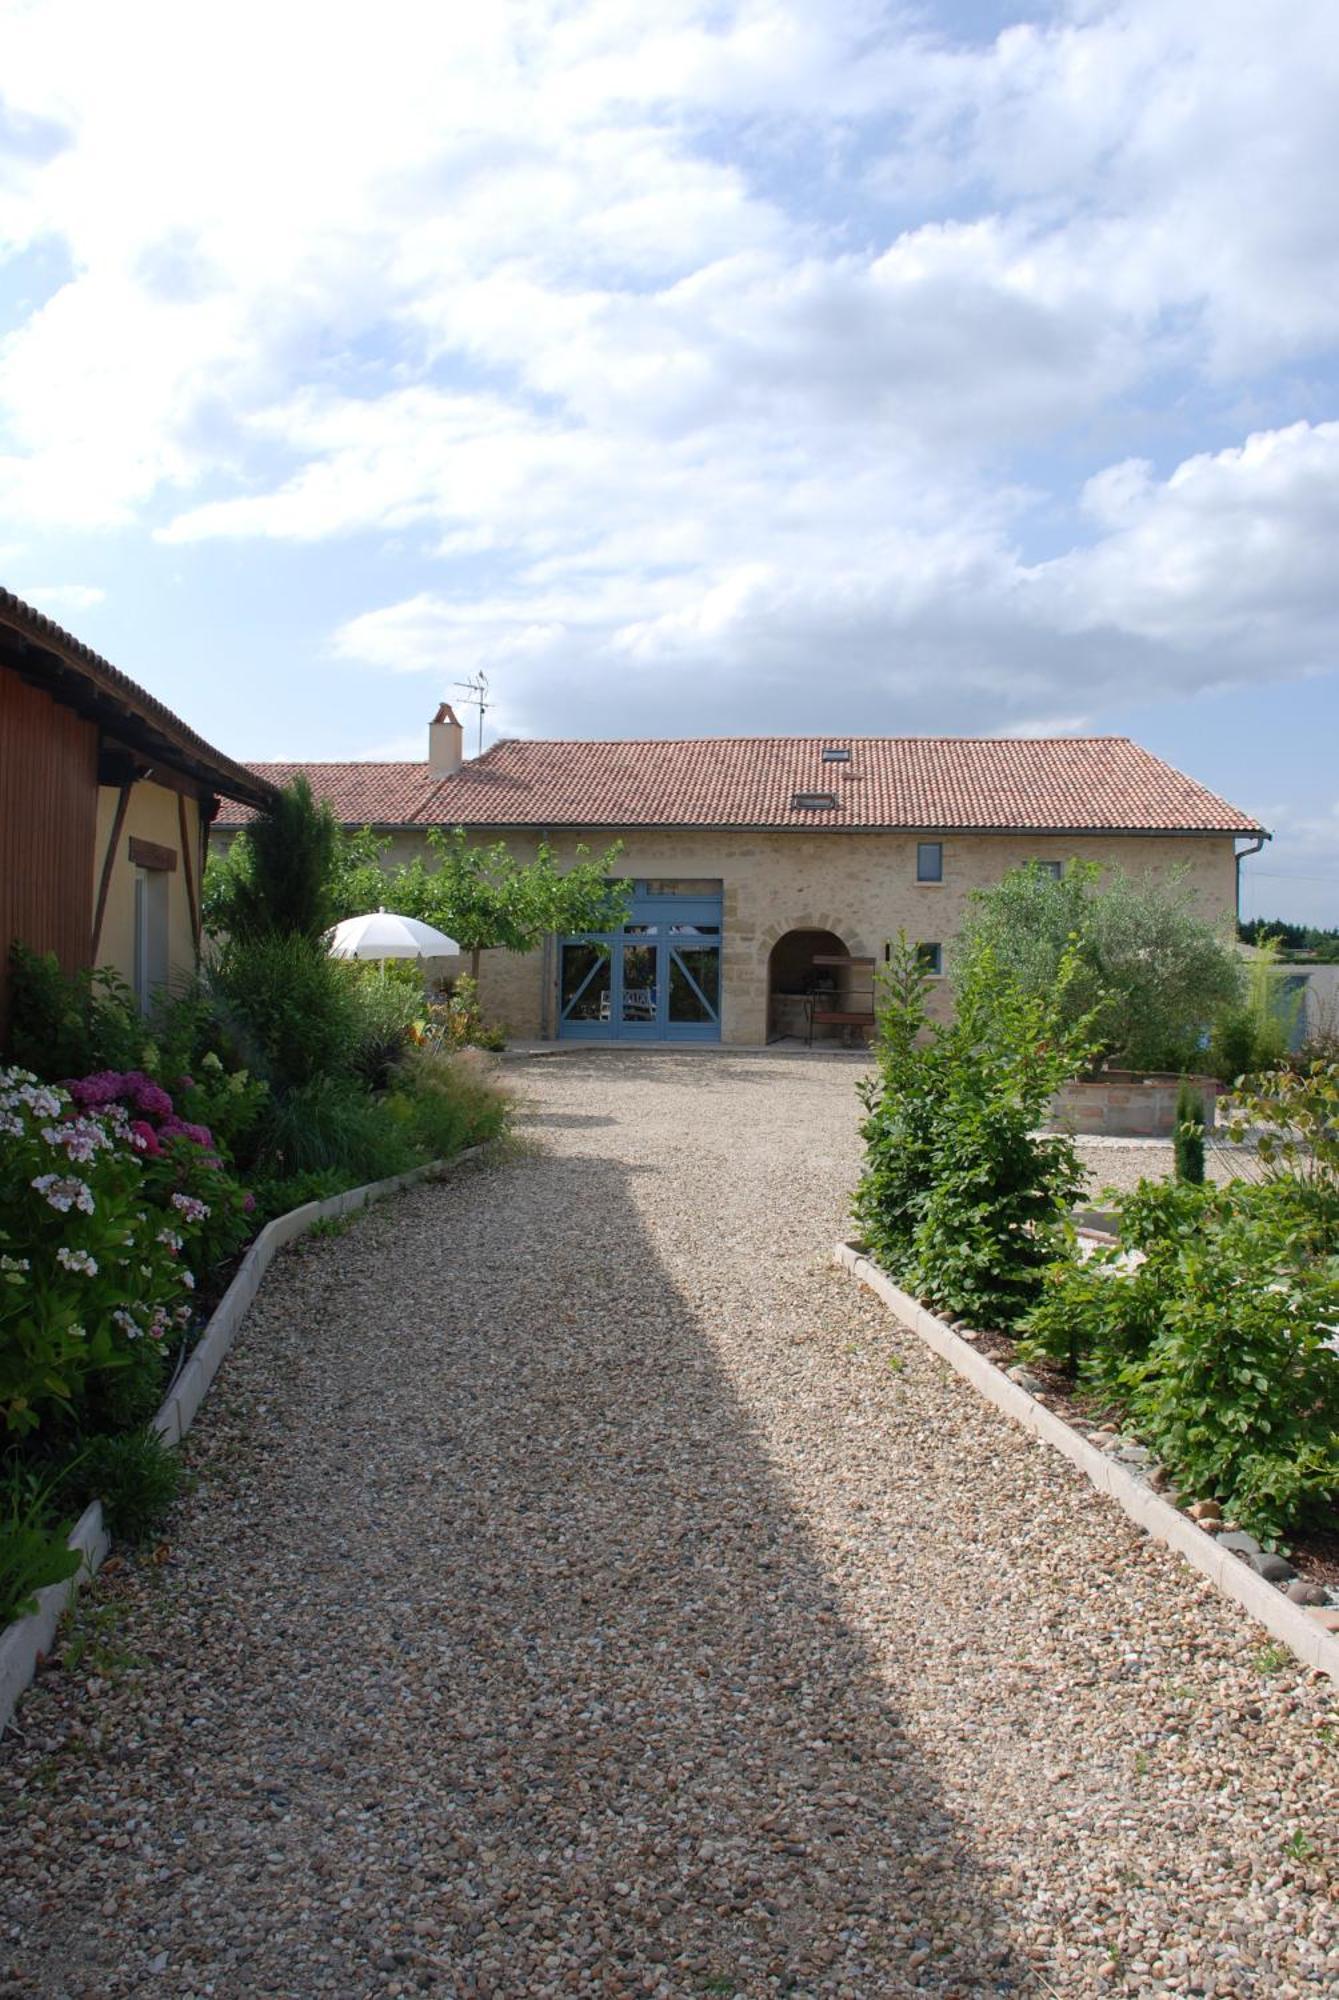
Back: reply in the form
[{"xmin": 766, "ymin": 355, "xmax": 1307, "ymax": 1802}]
[{"xmin": 2, "ymin": 0, "xmax": 1337, "ymax": 921}]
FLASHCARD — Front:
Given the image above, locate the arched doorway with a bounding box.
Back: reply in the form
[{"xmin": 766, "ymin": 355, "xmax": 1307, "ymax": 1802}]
[{"xmin": 767, "ymin": 928, "xmax": 849, "ymax": 1042}]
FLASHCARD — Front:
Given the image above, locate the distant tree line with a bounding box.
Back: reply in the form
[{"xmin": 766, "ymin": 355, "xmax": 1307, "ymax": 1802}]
[{"xmin": 1238, "ymin": 917, "xmax": 1339, "ymax": 961}]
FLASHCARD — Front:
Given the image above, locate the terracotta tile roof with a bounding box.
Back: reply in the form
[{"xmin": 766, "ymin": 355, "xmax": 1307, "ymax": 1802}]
[
  {"xmin": 214, "ymin": 737, "xmax": 1265, "ymax": 836},
  {"xmin": 0, "ymin": 588, "xmax": 276, "ymax": 809}
]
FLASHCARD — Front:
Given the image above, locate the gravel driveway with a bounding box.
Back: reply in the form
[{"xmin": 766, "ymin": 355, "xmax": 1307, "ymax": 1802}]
[{"xmin": 2, "ymin": 1050, "xmax": 1335, "ymax": 1999}]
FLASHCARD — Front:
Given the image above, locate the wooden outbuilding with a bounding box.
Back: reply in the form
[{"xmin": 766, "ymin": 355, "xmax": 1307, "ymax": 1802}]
[{"xmin": 0, "ymin": 589, "xmax": 274, "ymax": 1040}]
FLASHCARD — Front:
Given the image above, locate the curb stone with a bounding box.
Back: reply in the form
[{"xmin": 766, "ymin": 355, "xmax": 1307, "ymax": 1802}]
[
  {"xmin": 0, "ymin": 1147, "xmax": 484, "ymax": 1739},
  {"xmin": 834, "ymin": 1241, "xmax": 1339, "ymax": 1683}
]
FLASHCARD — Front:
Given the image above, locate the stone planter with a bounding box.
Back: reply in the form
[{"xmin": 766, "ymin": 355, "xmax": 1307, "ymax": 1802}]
[{"xmin": 1049, "ymin": 1069, "xmax": 1222, "ymax": 1139}]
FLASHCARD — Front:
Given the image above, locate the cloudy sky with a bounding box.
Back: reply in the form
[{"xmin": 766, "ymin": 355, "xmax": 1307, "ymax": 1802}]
[{"xmin": 2, "ymin": 0, "xmax": 1337, "ymax": 920}]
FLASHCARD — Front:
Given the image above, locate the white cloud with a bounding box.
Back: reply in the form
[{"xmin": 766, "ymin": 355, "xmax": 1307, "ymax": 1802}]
[{"xmin": 14, "ymin": 581, "xmax": 106, "ymax": 613}]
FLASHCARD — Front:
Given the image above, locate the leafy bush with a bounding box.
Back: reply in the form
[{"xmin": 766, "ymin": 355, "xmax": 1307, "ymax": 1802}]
[
  {"xmin": 0, "ymin": 1459, "xmax": 83, "ymax": 1626},
  {"xmin": 0, "ymin": 1069, "xmax": 221, "ymax": 1440},
  {"xmin": 7, "ymin": 945, "xmax": 142, "ymax": 1081},
  {"xmin": 955, "ymin": 861, "xmax": 1243, "ymax": 1074},
  {"xmin": 345, "ymin": 969, "xmax": 424, "ymax": 1090},
  {"xmin": 390, "ymin": 1046, "xmax": 510, "ymax": 1158},
  {"xmin": 855, "ymin": 934, "xmax": 1097, "ymax": 1328},
  {"xmin": 76, "ymin": 1429, "xmax": 181, "ymax": 1544},
  {"xmin": 1021, "ymin": 1178, "xmax": 1339, "ymax": 1545},
  {"xmin": 1208, "ymin": 937, "xmax": 1299, "ymax": 1082},
  {"xmin": 252, "ymin": 1076, "xmax": 418, "ymax": 1186},
  {"xmin": 208, "ymin": 933, "xmax": 363, "ymax": 1089},
  {"xmin": 420, "ymin": 975, "xmax": 508, "ymax": 1052}
]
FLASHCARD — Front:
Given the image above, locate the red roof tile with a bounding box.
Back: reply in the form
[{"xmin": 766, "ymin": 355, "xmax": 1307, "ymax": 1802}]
[{"xmin": 214, "ymin": 737, "xmax": 1264, "ymax": 837}]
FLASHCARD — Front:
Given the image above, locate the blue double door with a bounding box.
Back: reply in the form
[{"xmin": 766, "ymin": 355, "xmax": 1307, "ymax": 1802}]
[{"xmin": 558, "ymin": 881, "xmax": 722, "ymax": 1042}]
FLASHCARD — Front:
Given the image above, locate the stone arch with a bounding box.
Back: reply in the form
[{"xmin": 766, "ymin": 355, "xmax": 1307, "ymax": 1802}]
[{"xmin": 766, "ymin": 925, "xmax": 855, "ymax": 1042}]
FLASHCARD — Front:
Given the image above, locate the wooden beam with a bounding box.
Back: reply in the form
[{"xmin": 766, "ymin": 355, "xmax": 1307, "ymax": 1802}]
[
  {"xmin": 128, "ymin": 835, "xmax": 177, "ymax": 873},
  {"xmin": 177, "ymin": 793, "xmax": 201, "ymax": 949}
]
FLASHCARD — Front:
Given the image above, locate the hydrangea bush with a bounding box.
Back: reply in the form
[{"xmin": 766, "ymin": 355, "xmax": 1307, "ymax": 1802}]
[{"xmin": 0, "ymin": 1067, "xmax": 246, "ymax": 1439}]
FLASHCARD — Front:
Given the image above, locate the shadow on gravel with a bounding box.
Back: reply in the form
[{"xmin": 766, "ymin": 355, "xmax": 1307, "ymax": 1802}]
[{"xmin": 2, "ymin": 1143, "xmax": 1028, "ymax": 1999}]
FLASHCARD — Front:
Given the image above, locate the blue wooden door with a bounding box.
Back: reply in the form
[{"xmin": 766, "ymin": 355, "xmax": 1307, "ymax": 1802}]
[{"xmin": 558, "ymin": 882, "xmax": 722, "ymax": 1041}]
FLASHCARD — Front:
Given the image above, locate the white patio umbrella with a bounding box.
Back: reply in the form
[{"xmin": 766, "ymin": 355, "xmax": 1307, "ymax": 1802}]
[{"xmin": 326, "ymin": 909, "xmax": 461, "ymax": 960}]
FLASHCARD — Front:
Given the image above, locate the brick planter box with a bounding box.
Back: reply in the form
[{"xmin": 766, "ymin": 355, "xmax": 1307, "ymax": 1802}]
[{"xmin": 1049, "ymin": 1069, "xmax": 1222, "ymax": 1138}]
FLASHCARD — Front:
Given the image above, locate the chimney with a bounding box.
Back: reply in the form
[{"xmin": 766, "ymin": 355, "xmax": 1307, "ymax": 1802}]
[{"xmin": 428, "ymin": 701, "xmax": 464, "ymax": 778}]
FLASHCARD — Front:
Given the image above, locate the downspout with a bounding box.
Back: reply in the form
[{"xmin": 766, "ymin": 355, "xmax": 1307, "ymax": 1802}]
[{"xmin": 1234, "ymin": 831, "xmax": 1270, "ymax": 929}]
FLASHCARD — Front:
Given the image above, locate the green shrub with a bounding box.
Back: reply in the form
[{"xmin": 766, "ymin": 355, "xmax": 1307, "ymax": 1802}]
[
  {"xmin": 954, "ymin": 861, "xmax": 1243, "ymax": 1074},
  {"xmin": 253, "ymin": 1076, "xmax": 418, "ymax": 1185},
  {"xmin": 247, "ymin": 1169, "xmax": 349, "ymax": 1221},
  {"xmin": 1174, "ymin": 1079, "xmax": 1206, "ymax": 1184},
  {"xmin": 345, "ymin": 970, "xmax": 423, "ymax": 1091},
  {"xmin": 77, "ymin": 1429, "xmax": 181, "ymax": 1544},
  {"xmin": 391, "ymin": 1046, "xmax": 510, "ymax": 1158},
  {"xmin": 0, "ymin": 1460, "xmax": 83, "ymax": 1626},
  {"xmin": 0, "ymin": 1068, "xmax": 215, "ymax": 1441},
  {"xmin": 1022, "ymin": 1179, "xmax": 1339, "ymax": 1545},
  {"xmin": 855, "ymin": 934, "xmax": 1098, "ymax": 1328},
  {"xmin": 208, "ymin": 933, "xmax": 363, "ymax": 1089},
  {"xmin": 421, "ymin": 975, "xmax": 508, "ymax": 1052},
  {"xmin": 7, "ymin": 945, "xmax": 141, "ymax": 1080},
  {"xmin": 1209, "ymin": 939, "xmax": 1299, "ymax": 1081}
]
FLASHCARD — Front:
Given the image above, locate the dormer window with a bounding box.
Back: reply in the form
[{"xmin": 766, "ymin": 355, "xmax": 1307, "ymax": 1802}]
[
  {"xmin": 792, "ymin": 790, "xmax": 838, "ymax": 811},
  {"xmin": 821, "ymin": 746, "xmax": 851, "ymax": 764}
]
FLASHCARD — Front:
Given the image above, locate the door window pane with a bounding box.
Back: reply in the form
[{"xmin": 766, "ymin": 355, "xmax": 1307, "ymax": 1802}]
[
  {"xmin": 669, "ymin": 947, "xmax": 720, "ymax": 1023},
  {"xmin": 560, "ymin": 941, "xmax": 611, "ymax": 1021},
  {"xmin": 620, "ymin": 942, "xmax": 658, "ymax": 1022}
]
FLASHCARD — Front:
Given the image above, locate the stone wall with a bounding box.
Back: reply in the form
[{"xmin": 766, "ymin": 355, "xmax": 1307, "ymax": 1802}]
[
  {"xmin": 1049, "ymin": 1071, "xmax": 1223, "ymax": 1138},
  {"xmin": 379, "ymin": 825, "xmax": 1239, "ymax": 1045}
]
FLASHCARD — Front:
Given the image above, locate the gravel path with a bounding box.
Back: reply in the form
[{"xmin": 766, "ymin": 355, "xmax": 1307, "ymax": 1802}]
[{"xmin": 2, "ymin": 1051, "xmax": 1335, "ymax": 1999}]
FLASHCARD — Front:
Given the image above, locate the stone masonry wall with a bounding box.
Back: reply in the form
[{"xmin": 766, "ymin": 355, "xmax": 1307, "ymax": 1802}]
[{"xmin": 371, "ymin": 827, "xmax": 1240, "ymax": 1045}]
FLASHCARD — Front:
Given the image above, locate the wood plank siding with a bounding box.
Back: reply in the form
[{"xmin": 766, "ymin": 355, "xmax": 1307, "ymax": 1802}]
[{"xmin": 0, "ymin": 667, "xmax": 99, "ymax": 1039}]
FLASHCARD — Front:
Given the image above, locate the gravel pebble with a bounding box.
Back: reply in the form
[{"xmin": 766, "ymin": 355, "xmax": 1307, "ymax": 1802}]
[{"xmin": 1, "ymin": 1051, "xmax": 1335, "ymax": 1997}]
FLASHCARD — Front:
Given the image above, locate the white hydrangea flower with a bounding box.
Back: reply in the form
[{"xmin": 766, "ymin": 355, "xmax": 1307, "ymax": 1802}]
[{"xmin": 56, "ymin": 1246, "xmax": 98, "ymax": 1276}]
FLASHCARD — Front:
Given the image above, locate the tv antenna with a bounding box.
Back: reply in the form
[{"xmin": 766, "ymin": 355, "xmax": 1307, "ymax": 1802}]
[{"xmin": 454, "ymin": 671, "xmax": 490, "ymax": 757}]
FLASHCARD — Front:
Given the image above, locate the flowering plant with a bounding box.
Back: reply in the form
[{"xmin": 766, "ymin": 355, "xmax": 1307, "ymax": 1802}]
[
  {"xmin": 62, "ymin": 1066, "xmax": 253, "ymax": 1274},
  {"xmin": 0, "ymin": 1068, "xmax": 218, "ymax": 1438}
]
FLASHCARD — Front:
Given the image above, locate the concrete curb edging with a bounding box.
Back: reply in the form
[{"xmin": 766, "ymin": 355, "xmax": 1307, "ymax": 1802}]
[
  {"xmin": 1, "ymin": 1147, "xmax": 484, "ymax": 1739},
  {"xmin": 834, "ymin": 1242, "xmax": 1339, "ymax": 1683}
]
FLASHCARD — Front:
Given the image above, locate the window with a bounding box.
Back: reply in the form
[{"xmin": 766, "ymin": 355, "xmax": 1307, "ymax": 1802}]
[
  {"xmin": 820, "ymin": 746, "xmax": 851, "ymax": 763},
  {"xmin": 1036, "ymin": 860, "xmax": 1062, "ymax": 880},
  {"xmin": 916, "ymin": 941, "xmax": 943, "ymax": 976},
  {"xmin": 792, "ymin": 790, "xmax": 838, "ymax": 811},
  {"xmin": 916, "ymin": 841, "xmax": 943, "ymax": 883}
]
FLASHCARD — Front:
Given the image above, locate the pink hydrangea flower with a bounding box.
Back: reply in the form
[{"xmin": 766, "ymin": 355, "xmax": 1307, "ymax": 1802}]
[{"xmin": 128, "ymin": 1121, "xmax": 162, "ymax": 1156}]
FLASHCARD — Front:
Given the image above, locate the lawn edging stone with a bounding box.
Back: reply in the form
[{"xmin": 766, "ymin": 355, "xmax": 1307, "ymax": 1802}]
[
  {"xmin": 0, "ymin": 1146, "xmax": 484, "ymax": 1739},
  {"xmin": 834, "ymin": 1240, "xmax": 1339, "ymax": 1683}
]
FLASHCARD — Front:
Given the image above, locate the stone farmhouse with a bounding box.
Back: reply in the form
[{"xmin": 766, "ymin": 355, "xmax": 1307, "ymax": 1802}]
[{"xmin": 215, "ymin": 704, "xmax": 1267, "ymax": 1048}]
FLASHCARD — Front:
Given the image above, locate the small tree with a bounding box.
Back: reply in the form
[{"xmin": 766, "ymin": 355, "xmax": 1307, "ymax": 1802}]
[
  {"xmin": 204, "ymin": 777, "xmax": 339, "ymax": 942},
  {"xmin": 855, "ymin": 932, "xmax": 1100, "ymax": 1329},
  {"xmin": 956, "ymin": 860, "xmax": 1243, "ymax": 1073},
  {"xmin": 1173, "ymin": 1079, "xmax": 1206, "ymax": 1184}
]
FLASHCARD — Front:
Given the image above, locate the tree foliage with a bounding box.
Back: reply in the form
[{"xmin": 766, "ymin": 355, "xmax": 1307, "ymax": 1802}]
[
  {"xmin": 324, "ymin": 825, "xmax": 632, "ymax": 973},
  {"xmin": 954, "ymin": 860, "xmax": 1243, "ymax": 1073},
  {"xmin": 203, "ymin": 777, "xmax": 339, "ymax": 943},
  {"xmin": 854, "ymin": 932, "xmax": 1099, "ymax": 1329}
]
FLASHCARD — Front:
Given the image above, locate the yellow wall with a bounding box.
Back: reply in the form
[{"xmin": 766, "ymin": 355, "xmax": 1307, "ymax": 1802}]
[
  {"xmin": 373, "ymin": 824, "xmax": 1240, "ymax": 1043},
  {"xmin": 93, "ymin": 779, "xmax": 205, "ymax": 998}
]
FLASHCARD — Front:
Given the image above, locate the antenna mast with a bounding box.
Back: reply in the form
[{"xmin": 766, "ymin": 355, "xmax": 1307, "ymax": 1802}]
[{"xmin": 454, "ymin": 671, "xmax": 490, "ymax": 757}]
